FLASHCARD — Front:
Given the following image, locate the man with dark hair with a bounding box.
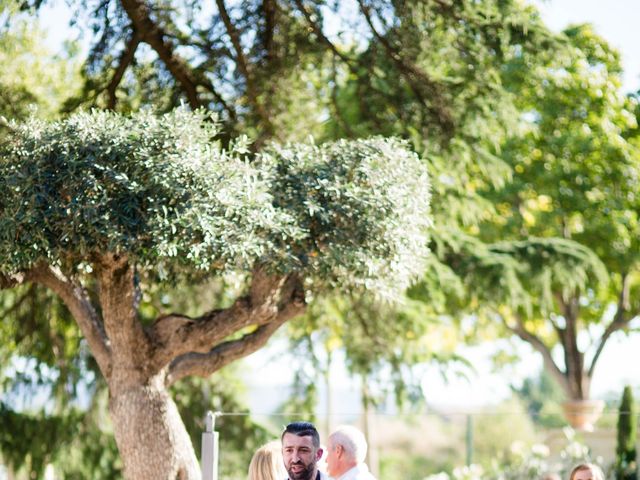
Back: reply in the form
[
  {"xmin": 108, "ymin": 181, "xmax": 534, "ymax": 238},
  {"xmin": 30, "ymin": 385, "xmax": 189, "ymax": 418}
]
[{"xmin": 281, "ymin": 421, "xmax": 327, "ymax": 480}]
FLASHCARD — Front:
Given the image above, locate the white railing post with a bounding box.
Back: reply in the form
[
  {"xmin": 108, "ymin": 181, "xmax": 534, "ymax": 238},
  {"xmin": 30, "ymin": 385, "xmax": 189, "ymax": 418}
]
[{"xmin": 201, "ymin": 411, "xmax": 219, "ymax": 480}]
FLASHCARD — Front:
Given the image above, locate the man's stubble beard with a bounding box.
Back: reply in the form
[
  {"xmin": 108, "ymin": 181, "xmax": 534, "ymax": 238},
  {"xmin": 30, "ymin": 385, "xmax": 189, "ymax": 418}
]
[{"xmin": 286, "ymin": 461, "xmax": 316, "ymax": 480}]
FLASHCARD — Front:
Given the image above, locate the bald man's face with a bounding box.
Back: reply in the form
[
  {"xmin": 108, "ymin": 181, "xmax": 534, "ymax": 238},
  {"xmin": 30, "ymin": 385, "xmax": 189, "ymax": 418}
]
[
  {"xmin": 325, "ymin": 438, "xmax": 339, "ymax": 477},
  {"xmin": 325, "ymin": 437, "xmax": 351, "ymax": 478}
]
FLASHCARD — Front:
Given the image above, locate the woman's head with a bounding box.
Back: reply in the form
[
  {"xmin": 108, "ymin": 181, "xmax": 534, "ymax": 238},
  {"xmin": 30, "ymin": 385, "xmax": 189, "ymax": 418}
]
[
  {"xmin": 248, "ymin": 440, "xmax": 286, "ymax": 480},
  {"xmin": 569, "ymin": 463, "xmax": 605, "ymax": 480}
]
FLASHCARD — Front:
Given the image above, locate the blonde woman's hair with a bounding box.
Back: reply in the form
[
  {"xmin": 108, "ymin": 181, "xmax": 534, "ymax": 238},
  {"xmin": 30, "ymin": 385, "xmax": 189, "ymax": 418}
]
[
  {"xmin": 248, "ymin": 440, "xmax": 285, "ymax": 480},
  {"xmin": 569, "ymin": 463, "xmax": 605, "ymax": 480}
]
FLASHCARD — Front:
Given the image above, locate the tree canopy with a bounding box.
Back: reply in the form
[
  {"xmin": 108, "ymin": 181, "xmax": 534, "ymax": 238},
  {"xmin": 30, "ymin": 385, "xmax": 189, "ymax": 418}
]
[
  {"xmin": 1, "ymin": 109, "xmax": 430, "ymax": 296},
  {"xmin": 467, "ymin": 24, "xmax": 640, "ymax": 401},
  {"xmin": 0, "ymin": 14, "xmax": 80, "ymax": 120},
  {"xmin": 0, "ymin": 108, "xmax": 431, "ymax": 479}
]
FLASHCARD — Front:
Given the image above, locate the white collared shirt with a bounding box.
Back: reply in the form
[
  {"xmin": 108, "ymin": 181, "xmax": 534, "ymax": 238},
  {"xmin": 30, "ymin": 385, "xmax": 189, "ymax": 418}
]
[{"xmin": 335, "ymin": 463, "xmax": 376, "ymax": 480}]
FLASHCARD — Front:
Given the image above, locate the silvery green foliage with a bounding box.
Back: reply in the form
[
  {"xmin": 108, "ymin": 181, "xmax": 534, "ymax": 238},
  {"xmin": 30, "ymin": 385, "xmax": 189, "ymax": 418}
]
[
  {"xmin": 0, "ymin": 109, "xmax": 431, "ymax": 297},
  {"xmin": 259, "ymin": 138, "xmax": 431, "ymax": 297},
  {"xmin": 0, "ymin": 108, "xmax": 282, "ymax": 277}
]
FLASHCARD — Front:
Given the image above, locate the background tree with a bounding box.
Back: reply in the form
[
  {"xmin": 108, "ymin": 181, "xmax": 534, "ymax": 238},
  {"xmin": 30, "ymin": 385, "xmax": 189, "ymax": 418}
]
[
  {"xmin": 282, "ymin": 293, "xmax": 466, "ymax": 448},
  {"xmin": 465, "ymin": 25, "xmax": 640, "ymax": 403},
  {"xmin": 0, "ymin": 12, "xmax": 106, "ymax": 479},
  {"xmin": 616, "ymin": 385, "xmax": 638, "ymax": 480},
  {"xmin": 243, "ymin": 0, "xmax": 562, "ymax": 423},
  {"xmin": 512, "ymin": 368, "xmax": 566, "ymax": 428},
  {"xmin": 0, "ymin": 14, "xmax": 80, "ymax": 120},
  {"xmin": 0, "ymin": 109, "xmax": 431, "ymax": 479}
]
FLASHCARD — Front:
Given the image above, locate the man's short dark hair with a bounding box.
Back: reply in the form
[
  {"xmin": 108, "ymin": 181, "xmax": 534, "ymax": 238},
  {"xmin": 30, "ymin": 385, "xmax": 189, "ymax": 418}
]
[{"xmin": 281, "ymin": 421, "xmax": 320, "ymax": 448}]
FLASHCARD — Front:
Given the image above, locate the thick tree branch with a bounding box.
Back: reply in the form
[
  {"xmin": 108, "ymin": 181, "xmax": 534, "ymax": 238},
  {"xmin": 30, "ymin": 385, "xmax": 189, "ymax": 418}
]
[
  {"xmin": 26, "ymin": 264, "xmax": 112, "ymax": 377},
  {"xmin": 558, "ymin": 294, "xmax": 584, "ymax": 398},
  {"xmin": 96, "ymin": 253, "xmax": 149, "ymax": 386},
  {"xmin": 293, "ymin": 0, "xmax": 352, "ymax": 64},
  {"xmin": 503, "ymin": 312, "xmax": 569, "ymax": 396},
  {"xmin": 165, "ymin": 312, "xmax": 295, "ymax": 386},
  {"xmin": 149, "ymin": 268, "xmax": 304, "ymax": 372},
  {"xmin": 119, "ymin": 0, "xmax": 203, "ymax": 108},
  {"xmin": 262, "ymin": 0, "xmax": 277, "ymax": 63},
  {"xmin": 215, "ymin": 0, "xmax": 274, "ymax": 140},
  {"xmin": 107, "ymin": 28, "xmax": 142, "ymax": 109},
  {"xmin": 356, "ymin": 0, "xmax": 454, "ymax": 135},
  {"xmin": 588, "ymin": 273, "xmax": 631, "ymax": 377},
  {"xmin": 215, "ymin": 0, "xmax": 249, "ymax": 80}
]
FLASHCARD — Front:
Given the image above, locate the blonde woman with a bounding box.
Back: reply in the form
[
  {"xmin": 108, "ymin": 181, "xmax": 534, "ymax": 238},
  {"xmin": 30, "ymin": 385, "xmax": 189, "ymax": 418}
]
[
  {"xmin": 248, "ymin": 440, "xmax": 286, "ymax": 480},
  {"xmin": 569, "ymin": 463, "xmax": 605, "ymax": 480}
]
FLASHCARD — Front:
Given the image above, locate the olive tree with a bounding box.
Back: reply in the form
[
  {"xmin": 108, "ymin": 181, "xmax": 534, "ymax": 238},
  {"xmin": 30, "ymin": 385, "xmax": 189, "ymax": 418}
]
[{"xmin": 0, "ymin": 108, "xmax": 431, "ymax": 479}]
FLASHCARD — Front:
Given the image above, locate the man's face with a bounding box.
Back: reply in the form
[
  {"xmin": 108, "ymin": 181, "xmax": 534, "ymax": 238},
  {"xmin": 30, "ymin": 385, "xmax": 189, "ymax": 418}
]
[
  {"xmin": 324, "ymin": 438, "xmax": 340, "ymax": 478},
  {"xmin": 282, "ymin": 433, "xmax": 322, "ymax": 480}
]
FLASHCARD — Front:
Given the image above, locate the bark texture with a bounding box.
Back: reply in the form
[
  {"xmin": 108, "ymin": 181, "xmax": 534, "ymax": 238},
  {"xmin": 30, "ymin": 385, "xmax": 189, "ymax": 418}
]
[
  {"xmin": 109, "ymin": 381, "xmax": 199, "ymax": 480},
  {"xmin": 3, "ymin": 256, "xmax": 305, "ymax": 479}
]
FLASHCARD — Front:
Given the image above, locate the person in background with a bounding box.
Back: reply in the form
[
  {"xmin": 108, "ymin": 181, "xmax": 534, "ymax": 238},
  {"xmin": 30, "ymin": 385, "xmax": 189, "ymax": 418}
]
[
  {"xmin": 541, "ymin": 473, "xmax": 561, "ymax": 480},
  {"xmin": 281, "ymin": 421, "xmax": 327, "ymax": 480},
  {"xmin": 248, "ymin": 440, "xmax": 287, "ymax": 480},
  {"xmin": 325, "ymin": 425, "xmax": 376, "ymax": 480},
  {"xmin": 569, "ymin": 463, "xmax": 605, "ymax": 480}
]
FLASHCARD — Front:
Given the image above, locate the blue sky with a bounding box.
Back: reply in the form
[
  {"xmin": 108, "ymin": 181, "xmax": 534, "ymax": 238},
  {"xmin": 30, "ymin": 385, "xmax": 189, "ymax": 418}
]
[{"xmin": 534, "ymin": 0, "xmax": 640, "ymax": 93}]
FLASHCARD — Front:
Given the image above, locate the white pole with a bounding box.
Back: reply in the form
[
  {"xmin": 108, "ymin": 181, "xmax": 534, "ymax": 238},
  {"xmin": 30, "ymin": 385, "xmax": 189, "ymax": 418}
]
[{"xmin": 201, "ymin": 411, "xmax": 219, "ymax": 480}]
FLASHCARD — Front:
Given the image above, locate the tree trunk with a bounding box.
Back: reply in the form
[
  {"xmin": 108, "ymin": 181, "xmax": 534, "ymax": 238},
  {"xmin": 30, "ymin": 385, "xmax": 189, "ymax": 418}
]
[
  {"xmin": 109, "ymin": 381, "xmax": 200, "ymax": 480},
  {"xmin": 13, "ymin": 259, "xmax": 304, "ymax": 480},
  {"xmin": 558, "ymin": 295, "xmax": 589, "ymax": 401},
  {"xmin": 324, "ymin": 348, "xmax": 333, "ymax": 436},
  {"xmin": 361, "ymin": 375, "xmax": 379, "ymax": 478}
]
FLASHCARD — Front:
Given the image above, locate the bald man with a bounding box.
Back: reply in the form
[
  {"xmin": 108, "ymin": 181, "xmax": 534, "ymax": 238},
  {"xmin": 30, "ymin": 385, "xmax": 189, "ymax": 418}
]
[{"xmin": 325, "ymin": 425, "xmax": 376, "ymax": 480}]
